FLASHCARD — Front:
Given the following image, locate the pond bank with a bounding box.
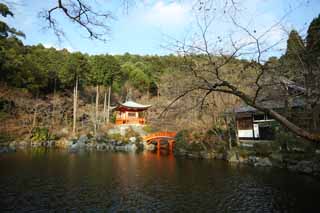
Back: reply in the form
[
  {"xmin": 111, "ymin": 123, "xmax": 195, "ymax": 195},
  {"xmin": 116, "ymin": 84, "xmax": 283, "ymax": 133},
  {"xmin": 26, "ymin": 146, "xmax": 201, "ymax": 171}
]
[
  {"xmin": 174, "ymin": 146, "xmax": 320, "ymax": 178},
  {"xmin": 0, "ymin": 134, "xmax": 157, "ymax": 154},
  {"xmin": 2, "ymin": 136, "xmax": 320, "ymax": 178}
]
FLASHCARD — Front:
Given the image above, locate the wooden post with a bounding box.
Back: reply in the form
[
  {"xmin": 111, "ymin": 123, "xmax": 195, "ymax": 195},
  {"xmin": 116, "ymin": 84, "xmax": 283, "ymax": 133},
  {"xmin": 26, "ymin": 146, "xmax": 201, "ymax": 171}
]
[
  {"xmin": 72, "ymin": 76, "xmax": 78, "ymax": 136},
  {"xmin": 251, "ymin": 114, "xmax": 255, "ymax": 140},
  {"xmin": 107, "ymin": 85, "xmax": 111, "ymax": 124},
  {"xmin": 95, "ymin": 85, "xmax": 99, "ymax": 136},
  {"xmin": 103, "ymin": 89, "xmax": 107, "ymax": 123},
  {"xmin": 169, "ymin": 140, "xmax": 173, "ymax": 153},
  {"xmin": 157, "ymin": 139, "xmax": 160, "ymax": 151}
]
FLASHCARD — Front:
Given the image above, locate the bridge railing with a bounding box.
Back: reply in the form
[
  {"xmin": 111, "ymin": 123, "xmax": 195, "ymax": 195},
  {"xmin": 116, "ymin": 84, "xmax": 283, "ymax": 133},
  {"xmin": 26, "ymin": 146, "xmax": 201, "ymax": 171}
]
[{"xmin": 143, "ymin": 131, "xmax": 177, "ymax": 141}]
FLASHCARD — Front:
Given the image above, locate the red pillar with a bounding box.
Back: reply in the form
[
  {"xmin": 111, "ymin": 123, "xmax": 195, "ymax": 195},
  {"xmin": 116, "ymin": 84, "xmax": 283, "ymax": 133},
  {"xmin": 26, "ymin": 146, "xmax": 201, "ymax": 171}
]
[
  {"xmin": 169, "ymin": 139, "xmax": 175, "ymax": 154},
  {"xmin": 157, "ymin": 139, "xmax": 160, "ymax": 151}
]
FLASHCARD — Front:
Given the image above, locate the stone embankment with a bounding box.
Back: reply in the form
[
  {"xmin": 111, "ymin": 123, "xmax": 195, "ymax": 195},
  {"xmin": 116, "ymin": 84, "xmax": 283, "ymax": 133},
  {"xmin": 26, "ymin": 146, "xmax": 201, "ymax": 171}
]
[
  {"xmin": 174, "ymin": 147, "xmax": 320, "ymax": 177},
  {"xmin": 1, "ymin": 134, "xmax": 157, "ymax": 154}
]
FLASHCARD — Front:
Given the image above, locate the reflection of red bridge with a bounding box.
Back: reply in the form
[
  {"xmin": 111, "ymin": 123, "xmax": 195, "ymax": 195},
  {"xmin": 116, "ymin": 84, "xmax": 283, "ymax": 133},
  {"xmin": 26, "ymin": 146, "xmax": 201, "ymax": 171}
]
[{"xmin": 143, "ymin": 132, "xmax": 177, "ymax": 152}]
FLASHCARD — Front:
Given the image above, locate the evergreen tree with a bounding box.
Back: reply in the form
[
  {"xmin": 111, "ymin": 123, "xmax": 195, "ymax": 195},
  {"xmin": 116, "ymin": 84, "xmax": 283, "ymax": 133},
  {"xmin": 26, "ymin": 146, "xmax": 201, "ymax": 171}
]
[
  {"xmin": 0, "ymin": 3, "xmax": 25, "ymax": 38},
  {"xmin": 305, "ymin": 14, "xmax": 320, "ymax": 121},
  {"xmin": 59, "ymin": 52, "xmax": 89, "ymax": 135},
  {"xmin": 279, "ymin": 30, "xmax": 305, "ymax": 82},
  {"xmin": 306, "ymin": 14, "xmax": 320, "ymax": 58}
]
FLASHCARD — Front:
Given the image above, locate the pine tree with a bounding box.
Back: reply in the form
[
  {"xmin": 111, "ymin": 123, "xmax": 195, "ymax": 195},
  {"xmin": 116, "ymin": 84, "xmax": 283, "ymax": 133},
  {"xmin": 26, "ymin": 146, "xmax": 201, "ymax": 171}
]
[
  {"xmin": 0, "ymin": 3, "xmax": 25, "ymax": 38},
  {"xmin": 59, "ymin": 52, "xmax": 89, "ymax": 136},
  {"xmin": 305, "ymin": 14, "xmax": 320, "ymax": 123},
  {"xmin": 279, "ymin": 30, "xmax": 305, "ymax": 82},
  {"xmin": 306, "ymin": 14, "xmax": 320, "ymax": 58}
]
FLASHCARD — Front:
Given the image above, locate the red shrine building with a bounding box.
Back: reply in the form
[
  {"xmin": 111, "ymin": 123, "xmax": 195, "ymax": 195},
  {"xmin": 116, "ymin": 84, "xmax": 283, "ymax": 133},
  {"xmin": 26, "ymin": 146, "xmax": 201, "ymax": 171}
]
[{"xmin": 114, "ymin": 100, "xmax": 151, "ymax": 125}]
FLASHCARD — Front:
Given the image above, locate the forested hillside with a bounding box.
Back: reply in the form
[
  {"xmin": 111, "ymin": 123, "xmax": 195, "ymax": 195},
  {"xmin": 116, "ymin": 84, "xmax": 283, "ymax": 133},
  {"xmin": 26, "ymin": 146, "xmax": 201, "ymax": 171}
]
[{"xmin": 0, "ymin": 1, "xmax": 319, "ymax": 145}]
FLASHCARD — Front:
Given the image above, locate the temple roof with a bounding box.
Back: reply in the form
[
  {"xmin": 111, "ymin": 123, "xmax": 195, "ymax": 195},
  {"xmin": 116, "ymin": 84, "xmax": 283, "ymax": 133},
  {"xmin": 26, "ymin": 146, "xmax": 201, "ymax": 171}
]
[
  {"xmin": 114, "ymin": 100, "xmax": 151, "ymax": 111},
  {"xmin": 235, "ymin": 98, "xmax": 305, "ymax": 113}
]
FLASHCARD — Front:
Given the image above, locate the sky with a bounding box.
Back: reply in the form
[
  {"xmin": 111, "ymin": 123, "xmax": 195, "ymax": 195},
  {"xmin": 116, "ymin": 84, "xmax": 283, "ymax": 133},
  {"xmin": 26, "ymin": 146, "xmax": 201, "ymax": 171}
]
[{"xmin": 2, "ymin": 0, "xmax": 320, "ymax": 56}]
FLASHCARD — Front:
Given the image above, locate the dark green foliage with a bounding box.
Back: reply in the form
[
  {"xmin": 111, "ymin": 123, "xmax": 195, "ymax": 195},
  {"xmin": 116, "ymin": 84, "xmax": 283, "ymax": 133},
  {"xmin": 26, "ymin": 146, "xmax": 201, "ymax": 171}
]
[
  {"xmin": 124, "ymin": 127, "xmax": 142, "ymax": 143},
  {"xmin": 278, "ymin": 30, "xmax": 305, "ymax": 81},
  {"xmin": 121, "ymin": 61, "xmax": 152, "ymax": 92},
  {"xmin": 0, "ymin": 132, "xmax": 13, "ymax": 144},
  {"xmin": 188, "ymin": 142, "xmax": 205, "ymax": 152},
  {"xmin": 275, "ymin": 126, "xmax": 317, "ymax": 153},
  {"xmin": 110, "ymin": 113, "xmax": 116, "ymax": 123},
  {"xmin": 175, "ymin": 129, "xmax": 191, "ymax": 149},
  {"xmin": 253, "ymin": 143, "xmax": 274, "ymax": 157},
  {"xmin": 0, "ymin": 3, "xmax": 13, "ymax": 17},
  {"xmin": 0, "ymin": 3, "xmax": 25, "ymax": 38},
  {"xmin": 0, "ymin": 98, "xmax": 14, "ymax": 121},
  {"xmin": 305, "ymin": 15, "xmax": 320, "ymax": 95},
  {"xmin": 306, "ymin": 14, "xmax": 320, "ymax": 58},
  {"xmin": 286, "ymin": 30, "xmax": 305, "ymax": 56},
  {"xmin": 88, "ymin": 54, "xmax": 121, "ymax": 87},
  {"xmin": 59, "ymin": 52, "xmax": 89, "ymax": 89},
  {"xmin": 108, "ymin": 133, "xmax": 122, "ymax": 141},
  {"xmin": 31, "ymin": 127, "xmax": 55, "ymax": 143},
  {"xmin": 0, "ymin": 35, "xmax": 183, "ymax": 98},
  {"xmin": 142, "ymin": 125, "xmax": 154, "ymax": 133},
  {"xmin": 0, "ymin": 98, "xmax": 15, "ymax": 113}
]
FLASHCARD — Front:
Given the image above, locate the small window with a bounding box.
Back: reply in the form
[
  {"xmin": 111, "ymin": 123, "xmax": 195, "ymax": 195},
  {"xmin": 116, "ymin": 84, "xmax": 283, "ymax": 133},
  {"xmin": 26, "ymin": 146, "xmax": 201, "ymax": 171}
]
[
  {"xmin": 238, "ymin": 117, "xmax": 252, "ymax": 130},
  {"xmin": 253, "ymin": 114, "xmax": 265, "ymax": 121},
  {"xmin": 265, "ymin": 113, "xmax": 273, "ymax": 120},
  {"xmin": 128, "ymin": 112, "xmax": 136, "ymax": 117}
]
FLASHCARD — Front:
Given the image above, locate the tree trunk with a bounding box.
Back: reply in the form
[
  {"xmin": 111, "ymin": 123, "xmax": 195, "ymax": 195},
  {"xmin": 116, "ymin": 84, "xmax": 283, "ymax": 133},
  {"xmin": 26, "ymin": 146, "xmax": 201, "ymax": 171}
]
[
  {"xmin": 103, "ymin": 88, "xmax": 107, "ymax": 123},
  {"xmin": 107, "ymin": 85, "xmax": 111, "ymax": 124},
  {"xmin": 224, "ymin": 117, "xmax": 232, "ymax": 150},
  {"xmin": 157, "ymin": 83, "xmax": 160, "ymax": 102},
  {"xmin": 94, "ymin": 85, "xmax": 99, "ymax": 136},
  {"xmin": 72, "ymin": 76, "xmax": 78, "ymax": 136},
  {"xmin": 224, "ymin": 90, "xmax": 320, "ymax": 142},
  {"xmin": 32, "ymin": 93, "xmax": 39, "ymax": 132},
  {"xmin": 198, "ymin": 88, "xmax": 320, "ymax": 143},
  {"xmin": 51, "ymin": 78, "xmax": 57, "ymax": 128},
  {"xmin": 267, "ymin": 108, "xmax": 320, "ymax": 142},
  {"xmin": 32, "ymin": 104, "xmax": 38, "ymax": 130}
]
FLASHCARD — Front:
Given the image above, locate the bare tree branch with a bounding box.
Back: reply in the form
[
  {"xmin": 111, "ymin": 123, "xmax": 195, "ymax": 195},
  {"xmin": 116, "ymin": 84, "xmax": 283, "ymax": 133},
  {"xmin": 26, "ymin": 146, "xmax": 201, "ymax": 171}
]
[{"xmin": 40, "ymin": 0, "xmax": 114, "ymax": 41}]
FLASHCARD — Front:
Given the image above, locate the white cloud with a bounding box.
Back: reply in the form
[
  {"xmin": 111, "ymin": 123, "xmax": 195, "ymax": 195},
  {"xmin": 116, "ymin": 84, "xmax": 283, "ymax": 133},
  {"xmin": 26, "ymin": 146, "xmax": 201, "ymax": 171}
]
[
  {"xmin": 143, "ymin": 1, "xmax": 191, "ymax": 28},
  {"xmin": 43, "ymin": 43, "xmax": 74, "ymax": 52}
]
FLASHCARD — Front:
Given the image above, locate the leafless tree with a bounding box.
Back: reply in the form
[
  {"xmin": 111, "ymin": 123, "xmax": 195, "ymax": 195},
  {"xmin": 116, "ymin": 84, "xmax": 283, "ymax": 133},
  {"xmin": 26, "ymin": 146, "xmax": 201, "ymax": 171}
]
[
  {"xmin": 162, "ymin": 0, "xmax": 320, "ymax": 142},
  {"xmin": 40, "ymin": 0, "xmax": 114, "ymax": 41}
]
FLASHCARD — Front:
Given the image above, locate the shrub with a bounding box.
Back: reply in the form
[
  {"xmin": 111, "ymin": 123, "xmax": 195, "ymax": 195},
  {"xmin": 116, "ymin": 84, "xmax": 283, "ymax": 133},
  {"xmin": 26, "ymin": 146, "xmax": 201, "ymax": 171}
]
[
  {"xmin": 0, "ymin": 98, "xmax": 15, "ymax": 113},
  {"xmin": 275, "ymin": 126, "xmax": 316, "ymax": 152},
  {"xmin": 124, "ymin": 127, "xmax": 142, "ymax": 143},
  {"xmin": 31, "ymin": 127, "xmax": 55, "ymax": 143},
  {"xmin": 142, "ymin": 125, "xmax": 153, "ymax": 133},
  {"xmin": 253, "ymin": 142, "xmax": 273, "ymax": 157},
  {"xmin": 175, "ymin": 129, "xmax": 191, "ymax": 150},
  {"xmin": 188, "ymin": 142, "xmax": 205, "ymax": 151},
  {"xmin": 109, "ymin": 133, "xmax": 122, "ymax": 141},
  {"xmin": 110, "ymin": 113, "xmax": 116, "ymax": 124},
  {"xmin": 0, "ymin": 132, "xmax": 13, "ymax": 144}
]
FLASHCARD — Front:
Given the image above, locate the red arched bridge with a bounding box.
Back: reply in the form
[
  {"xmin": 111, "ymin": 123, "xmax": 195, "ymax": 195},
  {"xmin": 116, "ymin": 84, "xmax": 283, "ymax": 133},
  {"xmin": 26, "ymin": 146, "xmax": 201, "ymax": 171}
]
[{"xmin": 143, "ymin": 132, "xmax": 177, "ymax": 152}]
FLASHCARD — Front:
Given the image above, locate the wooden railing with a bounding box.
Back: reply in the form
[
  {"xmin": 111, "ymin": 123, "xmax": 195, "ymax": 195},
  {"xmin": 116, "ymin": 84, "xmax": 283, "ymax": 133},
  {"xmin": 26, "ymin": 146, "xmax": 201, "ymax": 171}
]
[
  {"xmin": 115, "ymin": 118, "xmax": 145, "ymax": 125},
  {"xmin": 143, "ymin": 131, "xmax": 177, "ymax": 142}
]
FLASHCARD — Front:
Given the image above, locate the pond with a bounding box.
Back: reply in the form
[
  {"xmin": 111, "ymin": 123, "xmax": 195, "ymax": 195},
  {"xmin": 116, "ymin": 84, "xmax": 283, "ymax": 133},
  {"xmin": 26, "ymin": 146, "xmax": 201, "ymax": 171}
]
[{"xmin": 1, "ymin": 149, "xmax": 320, "ymax": 212}]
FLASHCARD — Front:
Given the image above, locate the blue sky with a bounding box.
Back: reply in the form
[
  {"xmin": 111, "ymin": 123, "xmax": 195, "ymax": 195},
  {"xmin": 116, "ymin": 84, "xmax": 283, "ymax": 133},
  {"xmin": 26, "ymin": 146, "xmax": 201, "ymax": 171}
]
[{"xmin": 2, "ymin": 0, "xmax": 320, "ymax": 56}]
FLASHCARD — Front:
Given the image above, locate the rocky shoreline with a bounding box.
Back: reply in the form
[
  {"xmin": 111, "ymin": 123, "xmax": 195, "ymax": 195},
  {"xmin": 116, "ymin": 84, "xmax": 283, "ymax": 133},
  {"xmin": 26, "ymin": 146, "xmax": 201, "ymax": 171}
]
[
  {"xmin": 0, "ymin": 134, "xmax": 157, "ymax": 154},
  {"xmin": 174, "ymin": 147, "xmax": 320, "ymax": 178},
  {"xmin": 2, "ymin": 137, "xmax": 320, "ymax": 178}
]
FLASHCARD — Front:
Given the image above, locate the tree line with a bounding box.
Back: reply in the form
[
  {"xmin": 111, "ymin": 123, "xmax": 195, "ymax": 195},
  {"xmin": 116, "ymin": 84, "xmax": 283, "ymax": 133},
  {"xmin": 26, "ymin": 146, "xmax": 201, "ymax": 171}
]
[{"xmin": 1, "ymin": 2, "xmax": 319, "ymax": 142}]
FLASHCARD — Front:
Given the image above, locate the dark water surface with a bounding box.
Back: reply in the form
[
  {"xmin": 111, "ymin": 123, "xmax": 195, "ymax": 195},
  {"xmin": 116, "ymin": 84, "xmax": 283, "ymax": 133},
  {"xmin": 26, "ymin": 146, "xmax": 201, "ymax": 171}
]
[{"xmin": 1, "ymin": 149, "xmax": 320, "ymax": 212}]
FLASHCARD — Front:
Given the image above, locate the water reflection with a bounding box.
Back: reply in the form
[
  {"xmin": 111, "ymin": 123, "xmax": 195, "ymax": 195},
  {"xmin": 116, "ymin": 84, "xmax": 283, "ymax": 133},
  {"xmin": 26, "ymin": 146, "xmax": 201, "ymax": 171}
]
[{"xmin": 0, "ymin": 150, "xmax": 320, "ymax": 212}]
